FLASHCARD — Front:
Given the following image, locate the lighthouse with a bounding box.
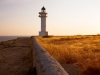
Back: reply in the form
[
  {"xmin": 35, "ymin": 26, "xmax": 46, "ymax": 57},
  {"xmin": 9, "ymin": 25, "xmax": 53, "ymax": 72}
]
[{"xmin": 39, "ymin": 6, "xmax": 48, "ymax": 36}]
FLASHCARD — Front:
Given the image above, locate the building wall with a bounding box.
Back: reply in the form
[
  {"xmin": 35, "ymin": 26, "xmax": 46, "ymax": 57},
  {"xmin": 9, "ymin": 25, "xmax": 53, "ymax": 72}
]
[
  {"xmin": 32, "ymin": 36, "xmax": 69, "ymax": 75},
  {"xmin": 41, "ymin": 16, "xmax": 46, "ymax": 31}
]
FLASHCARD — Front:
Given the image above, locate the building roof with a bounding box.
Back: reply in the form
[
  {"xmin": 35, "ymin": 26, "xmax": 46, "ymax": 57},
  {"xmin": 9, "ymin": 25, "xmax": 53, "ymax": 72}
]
[{"xmin": 41, "ymin": 6, "xmax": 46, "ymax": 10}]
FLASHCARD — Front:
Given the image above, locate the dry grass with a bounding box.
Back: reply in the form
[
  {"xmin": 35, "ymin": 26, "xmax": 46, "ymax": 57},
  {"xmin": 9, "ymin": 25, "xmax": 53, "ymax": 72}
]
[{"xmin": 36, "ymin": 35, "xmax": 100, "ymax": 75}]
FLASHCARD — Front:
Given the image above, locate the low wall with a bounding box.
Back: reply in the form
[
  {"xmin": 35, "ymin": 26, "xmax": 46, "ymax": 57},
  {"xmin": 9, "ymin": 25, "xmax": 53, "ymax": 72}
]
[{"xmin": 32, "ymin": 36, "xmax": 69, "ymax": 75}]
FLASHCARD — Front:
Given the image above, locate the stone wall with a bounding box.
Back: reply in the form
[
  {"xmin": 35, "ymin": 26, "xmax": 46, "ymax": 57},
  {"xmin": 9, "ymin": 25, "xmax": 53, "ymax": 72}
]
[{"xmin": 32, "ymin": 36, "xmax": 69, "ymax": 75}]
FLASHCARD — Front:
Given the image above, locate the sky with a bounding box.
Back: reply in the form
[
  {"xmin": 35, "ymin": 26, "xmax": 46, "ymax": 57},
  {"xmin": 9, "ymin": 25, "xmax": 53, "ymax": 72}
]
[{"xmin": 0, "ymin": 0, "xmax": 100, "ymax": 36}]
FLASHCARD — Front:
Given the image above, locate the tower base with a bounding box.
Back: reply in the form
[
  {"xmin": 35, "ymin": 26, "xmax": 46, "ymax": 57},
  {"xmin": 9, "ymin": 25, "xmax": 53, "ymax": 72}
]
[{"xmin": 39, "ymin": 31, "xmax": 48, "ymax": 36}]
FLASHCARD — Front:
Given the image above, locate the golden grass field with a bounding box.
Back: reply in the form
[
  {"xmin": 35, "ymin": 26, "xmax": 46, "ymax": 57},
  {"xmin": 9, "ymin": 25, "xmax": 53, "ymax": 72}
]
[{"xmin": 36, "ymin": 35, "xmax": 100, "ymax": 75}]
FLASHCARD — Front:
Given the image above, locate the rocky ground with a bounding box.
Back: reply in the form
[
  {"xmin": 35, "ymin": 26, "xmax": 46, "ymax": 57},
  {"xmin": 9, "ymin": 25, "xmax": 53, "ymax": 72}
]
[{"xmin": 0, "ymin": 37, "xmax": 33, "ymax": 75}]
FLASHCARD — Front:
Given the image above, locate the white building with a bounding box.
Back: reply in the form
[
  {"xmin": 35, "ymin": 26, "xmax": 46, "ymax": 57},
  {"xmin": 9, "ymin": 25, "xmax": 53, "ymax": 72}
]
[{"xmin": 39, "ymin": 6, "xmax": 48, "ymax": 36}]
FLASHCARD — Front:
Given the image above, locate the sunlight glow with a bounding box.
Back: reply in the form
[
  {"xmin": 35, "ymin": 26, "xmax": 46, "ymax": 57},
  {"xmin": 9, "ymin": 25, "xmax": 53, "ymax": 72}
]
[{"xmin": 0, "ymin": 0, "xmax": 100, "ymax": 36}]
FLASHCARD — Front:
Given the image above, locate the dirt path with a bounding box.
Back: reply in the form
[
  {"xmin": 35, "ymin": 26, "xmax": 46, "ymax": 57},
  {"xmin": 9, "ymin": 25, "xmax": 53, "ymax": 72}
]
[
  {"xmin": 0, "ymin": 37, "xmax": 33, "ymax": 75},
  {"xmin": 61, "ymin": 63, "xmax": 83, "ymax": 75}
]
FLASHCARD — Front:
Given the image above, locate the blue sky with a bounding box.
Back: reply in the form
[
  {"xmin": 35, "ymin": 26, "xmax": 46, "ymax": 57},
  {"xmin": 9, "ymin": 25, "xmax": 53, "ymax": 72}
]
[{"xmin": 0, "ymin": 0, "xmax": 100, "ymax": 36}]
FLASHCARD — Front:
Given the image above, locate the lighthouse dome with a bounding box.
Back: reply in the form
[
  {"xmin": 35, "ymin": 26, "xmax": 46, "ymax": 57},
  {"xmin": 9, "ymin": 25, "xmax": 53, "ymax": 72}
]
[{"xmin": 41, "ymin": 6, "xmax": 46, "ymax": 10}]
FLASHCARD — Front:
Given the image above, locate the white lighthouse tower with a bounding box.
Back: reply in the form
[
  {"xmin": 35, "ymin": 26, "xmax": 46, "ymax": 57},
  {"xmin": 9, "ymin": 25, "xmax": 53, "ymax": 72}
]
[{"xmin": 39, "ymin": 6, "xmax": 48, "ymax": 36}]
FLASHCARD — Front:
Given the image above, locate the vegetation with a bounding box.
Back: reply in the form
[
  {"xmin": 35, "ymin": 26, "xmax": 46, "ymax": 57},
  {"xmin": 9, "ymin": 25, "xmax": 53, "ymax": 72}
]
[{"xmin": 36, "ymin": 35, "xmax": 100, "ymax": 75}]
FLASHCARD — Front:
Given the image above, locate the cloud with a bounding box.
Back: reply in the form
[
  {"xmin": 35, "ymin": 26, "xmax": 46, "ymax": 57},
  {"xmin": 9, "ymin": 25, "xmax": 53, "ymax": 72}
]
[{"xmin": 0, "ymin": 0, "xmax": 32, "ymax": 5}]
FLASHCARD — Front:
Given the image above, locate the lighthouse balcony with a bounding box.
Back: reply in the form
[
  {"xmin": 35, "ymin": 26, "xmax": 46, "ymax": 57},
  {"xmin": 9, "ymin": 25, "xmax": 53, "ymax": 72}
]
[
  {"xmin": 39, "ymin": 12, "xmax": 47, "ymax": 14},
  {"xmin": 39, "ymin": 15, "xmax": 47, "ymax": 17}
]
